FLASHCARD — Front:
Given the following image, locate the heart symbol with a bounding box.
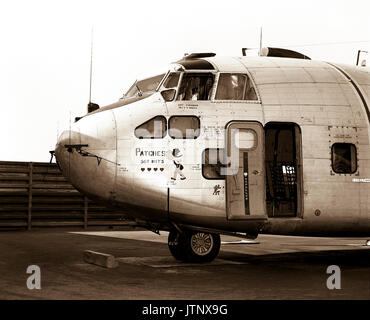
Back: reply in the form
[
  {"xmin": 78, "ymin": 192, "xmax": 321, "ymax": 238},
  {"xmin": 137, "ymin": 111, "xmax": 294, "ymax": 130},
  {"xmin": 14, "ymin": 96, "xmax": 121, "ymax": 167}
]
[
  {"xmin": 141, "ymin": 168, "xmax": 145, "ymax": 171},
  {"xmin": 154, "ymin": 168, "xmax": 158, "ymax": 171},
  {"xmin": 147, "ymin": 168, "xmax": 151, "ymax": 171},
  {"xmin": 160, "ymin": 168, "xmax": 164, "ymax": 171}
]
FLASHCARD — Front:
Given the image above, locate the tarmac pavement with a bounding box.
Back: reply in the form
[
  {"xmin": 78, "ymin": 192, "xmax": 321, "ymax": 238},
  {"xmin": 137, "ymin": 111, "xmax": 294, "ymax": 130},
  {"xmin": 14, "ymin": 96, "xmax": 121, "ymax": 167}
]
[{"xmin": 0, "ymin": 229, "xmax": 369, "ymax": 299}]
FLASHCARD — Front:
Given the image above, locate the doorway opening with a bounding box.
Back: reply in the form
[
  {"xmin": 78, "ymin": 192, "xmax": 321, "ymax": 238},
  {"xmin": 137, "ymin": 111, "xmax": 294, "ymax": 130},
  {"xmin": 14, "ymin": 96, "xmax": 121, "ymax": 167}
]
[{"xmin": 265, "ymin": 123, "xmax": 302, "ymax": 218}]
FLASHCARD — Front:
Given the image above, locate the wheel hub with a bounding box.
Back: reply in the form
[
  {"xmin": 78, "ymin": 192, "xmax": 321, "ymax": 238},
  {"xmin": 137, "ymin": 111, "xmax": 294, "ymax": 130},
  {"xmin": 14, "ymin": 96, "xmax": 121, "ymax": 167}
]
[{"xmin": 190, "ymin": 233, "xmax": 213, "ymax": 256}]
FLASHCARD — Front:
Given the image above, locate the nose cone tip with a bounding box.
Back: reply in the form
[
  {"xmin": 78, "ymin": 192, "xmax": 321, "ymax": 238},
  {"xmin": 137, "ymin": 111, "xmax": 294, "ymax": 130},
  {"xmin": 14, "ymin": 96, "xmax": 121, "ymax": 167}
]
[
  {"xmin": 55, "ymin": 131, "xmax": 66, "ymax": 157},
  {"xmin": 54, "ymin": 130, "xmax": 71, "ymax": 177}
]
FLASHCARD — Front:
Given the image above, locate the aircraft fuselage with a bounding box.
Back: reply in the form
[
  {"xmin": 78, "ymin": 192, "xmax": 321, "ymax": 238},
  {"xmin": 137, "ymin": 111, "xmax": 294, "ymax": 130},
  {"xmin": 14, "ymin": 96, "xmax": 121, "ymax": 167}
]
[{"xmin": 55, "ymin": 56, "xmax": 370, "ymax": 238}]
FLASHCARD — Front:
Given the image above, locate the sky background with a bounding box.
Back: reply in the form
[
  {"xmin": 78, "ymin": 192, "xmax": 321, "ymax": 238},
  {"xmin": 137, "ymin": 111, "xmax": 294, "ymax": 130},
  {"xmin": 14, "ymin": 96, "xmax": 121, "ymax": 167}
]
[{"xmin": 1, "ymin": 0, "xmax": 369, "ymax": 162}]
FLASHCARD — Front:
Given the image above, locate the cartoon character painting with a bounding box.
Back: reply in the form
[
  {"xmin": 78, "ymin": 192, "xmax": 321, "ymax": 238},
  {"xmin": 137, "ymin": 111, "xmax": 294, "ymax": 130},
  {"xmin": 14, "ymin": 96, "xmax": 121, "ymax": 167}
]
[{"xmin": 170, "ymin": 148, "xmax": 186, "ymax": 181}]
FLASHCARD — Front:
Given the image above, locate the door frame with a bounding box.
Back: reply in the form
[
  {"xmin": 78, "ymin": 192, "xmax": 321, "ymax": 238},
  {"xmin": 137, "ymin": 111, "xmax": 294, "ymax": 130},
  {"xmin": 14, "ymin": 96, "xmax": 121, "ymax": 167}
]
[
  {"xmin": 264, "ymin": 121, "xmax": 304, "ymax": 219},
  {"xmin": 225, "ymin": 120, "xmax": 266, "ymax": 220}
]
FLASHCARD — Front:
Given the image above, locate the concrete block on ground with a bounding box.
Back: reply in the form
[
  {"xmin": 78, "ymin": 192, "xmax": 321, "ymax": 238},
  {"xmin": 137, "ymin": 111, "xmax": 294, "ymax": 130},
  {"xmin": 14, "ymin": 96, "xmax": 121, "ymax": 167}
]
[{"xmin": 83, "ymin": 250, "xmax": 118, "ymax": 268}]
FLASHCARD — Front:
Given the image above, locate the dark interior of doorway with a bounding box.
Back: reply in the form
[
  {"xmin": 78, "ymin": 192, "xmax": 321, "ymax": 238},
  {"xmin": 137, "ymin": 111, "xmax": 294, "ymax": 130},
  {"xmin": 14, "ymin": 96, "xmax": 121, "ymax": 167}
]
[{"xmin": 265, "ymin": 123, "xmax": 300, "ymax": 217}]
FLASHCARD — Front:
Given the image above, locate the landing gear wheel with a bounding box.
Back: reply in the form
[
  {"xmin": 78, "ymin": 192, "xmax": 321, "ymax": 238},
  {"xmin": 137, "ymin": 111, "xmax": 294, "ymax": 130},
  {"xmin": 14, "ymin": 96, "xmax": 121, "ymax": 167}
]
[
  {"xmin": 168, "ymin": 229, "xmax": 220, "ymax": 263},
  {"xmin": 168, "ymin": 229, "xmax": 187, "ymax": 261}
]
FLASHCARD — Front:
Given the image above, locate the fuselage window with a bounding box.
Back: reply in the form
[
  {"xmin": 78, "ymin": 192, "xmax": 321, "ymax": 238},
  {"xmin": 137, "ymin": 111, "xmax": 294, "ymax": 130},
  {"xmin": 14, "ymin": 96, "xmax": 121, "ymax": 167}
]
[
  {"xmin": 234, "ymin": 129, "xmax": 256, "ymax": 149},
  {"xmin": 134, "ymin": 116, "xmax": 167, "ymax": 139},
  {"xmin": 331, "ymin": 143, "xmax": 357, "ymax": 174},
  {"xmin": 169, "ymin": 116, "xmax": 200, "ymax": 139},
  {"xmin": 202, "ymin": 149, "xmax": 225, "ymax": 180},
  {"xmin": 176, "ymin": 73, "xmax": 214, "ymax": 101},
  {"xmin": 215, "ymin": 73, "xmax": 257, "ymax": 101}
]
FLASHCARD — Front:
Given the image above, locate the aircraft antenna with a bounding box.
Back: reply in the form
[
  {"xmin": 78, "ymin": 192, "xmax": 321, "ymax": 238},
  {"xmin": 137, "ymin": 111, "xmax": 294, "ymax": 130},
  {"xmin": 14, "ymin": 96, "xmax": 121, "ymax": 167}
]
[
  {"xmin": 69, "ymin": 110, "xmax": 71, "ymax": 146},
  {"xmin": 56, "ymin": 120, "xmax": 59, "ymax": 141},
  {"xmin": 89, "ymin": 28, "xmax": 94, "ymax": 104},
  {"xmin": 259, "ymin": 27, "xmax": 263, "ymax": 56}
]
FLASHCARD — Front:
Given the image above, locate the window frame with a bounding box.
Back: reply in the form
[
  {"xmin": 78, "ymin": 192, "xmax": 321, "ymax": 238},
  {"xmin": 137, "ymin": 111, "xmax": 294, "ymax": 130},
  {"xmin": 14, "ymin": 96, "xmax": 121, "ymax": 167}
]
[
  {"xmin": 156, "ymin": 70, "xmax": 171, "ymax": 91},
  {"xmin": 168, "ymin": 115, "xmax": 201, "ymax": 139},
  {"xmin": 160, "ymin": 72, "xmax": 182, "ymax": 90},
  {"xmin": 202, "ymin": 148, "xmax": 226, "ymax": 180},
  {"xmin": 134, "ymin": 115, "xmax": 167, "ymax": 139},
  {"xmin": 213, "ymin": 72, "xmax": 259, "ymax": 102},
  {"xmin": 175, "ymin": 71, "xmax": 216, "ymax": 101},
  {"xmin": 232, "ymin": 128, "xmax": 258, "ymax": 151},
  {"xmin": 331, "ymin": 142, "xmax": 358, "ymax": 174}
]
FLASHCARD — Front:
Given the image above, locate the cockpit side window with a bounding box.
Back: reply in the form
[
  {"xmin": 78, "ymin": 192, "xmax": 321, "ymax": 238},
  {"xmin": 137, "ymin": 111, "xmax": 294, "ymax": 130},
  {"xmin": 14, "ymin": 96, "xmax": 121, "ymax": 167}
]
[
  {"xmin": 176, "ymin": 73, "xmax": 214, "ymax": 101},
  {"xmin": 134, "ymin": 116, "xmax": 167, "ymax": 139},
  {"xmin": 163, "ymin": 73, "xmax": 180, "ymax": 89},
  {"xmin": 215, "ymin": 73, "xmax": 257, "ymax": 101}
]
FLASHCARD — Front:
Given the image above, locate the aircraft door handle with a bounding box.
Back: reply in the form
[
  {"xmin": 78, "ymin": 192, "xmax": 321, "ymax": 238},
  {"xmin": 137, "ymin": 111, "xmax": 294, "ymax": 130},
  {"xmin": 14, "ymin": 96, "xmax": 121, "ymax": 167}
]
[{"xmin": 252, "ymin": 170, "xmax": 260, "ymax": 175}]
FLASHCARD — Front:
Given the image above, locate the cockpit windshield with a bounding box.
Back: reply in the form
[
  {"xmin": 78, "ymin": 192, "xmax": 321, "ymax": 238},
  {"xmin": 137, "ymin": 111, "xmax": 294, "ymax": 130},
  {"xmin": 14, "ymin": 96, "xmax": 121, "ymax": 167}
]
[
  {"xmin": 155, "ymin": 70, "xmax": 258, "ymax": 102},
  {"xmin": 125, "ymin": 73, "xmax": 165, "ymax": 98}
]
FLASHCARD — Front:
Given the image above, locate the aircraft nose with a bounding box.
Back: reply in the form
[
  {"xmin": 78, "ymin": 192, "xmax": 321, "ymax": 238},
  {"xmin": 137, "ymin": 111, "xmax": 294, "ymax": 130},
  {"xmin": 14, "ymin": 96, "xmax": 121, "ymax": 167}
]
[
  {"xmin": 54, "ymin": 124, "xmax": 80, "ymax": 179},
  {"xmin": 54, "ymin": 111, "xmax": 117, "ymax": 200}
]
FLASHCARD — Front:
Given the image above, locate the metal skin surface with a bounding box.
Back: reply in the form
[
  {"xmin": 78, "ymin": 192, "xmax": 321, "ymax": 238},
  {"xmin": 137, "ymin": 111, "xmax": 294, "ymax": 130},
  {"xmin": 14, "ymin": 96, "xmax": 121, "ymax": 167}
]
[{"xmin": 55, "ymin": 56, "xmax": 370, "ymax": 237}]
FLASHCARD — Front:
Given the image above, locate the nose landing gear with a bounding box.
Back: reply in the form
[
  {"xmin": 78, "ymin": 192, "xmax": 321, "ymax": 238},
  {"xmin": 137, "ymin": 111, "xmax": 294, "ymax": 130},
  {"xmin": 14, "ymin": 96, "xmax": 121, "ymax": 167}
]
[{"xmin": 168, "ymin": 229, "xmax": 221, "ymax": 263}]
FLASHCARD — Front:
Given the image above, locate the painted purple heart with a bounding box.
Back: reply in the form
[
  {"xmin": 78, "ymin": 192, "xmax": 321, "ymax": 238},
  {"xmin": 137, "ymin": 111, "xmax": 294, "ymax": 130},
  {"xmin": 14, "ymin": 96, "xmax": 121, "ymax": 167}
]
[
  {"xmin": 154, "ymin": 168, "xmax": 158, "ymax": 171},
  {"xmin": 141, "ymin": 168, "xmax": 145, "ymax": 171},
  {"xmin": 147, "ymin": 168, "xmax": 151, "ymax": 171},
  {"xmin": 160, "ymin": 168, "xmax": 164, "ymax": 171}
]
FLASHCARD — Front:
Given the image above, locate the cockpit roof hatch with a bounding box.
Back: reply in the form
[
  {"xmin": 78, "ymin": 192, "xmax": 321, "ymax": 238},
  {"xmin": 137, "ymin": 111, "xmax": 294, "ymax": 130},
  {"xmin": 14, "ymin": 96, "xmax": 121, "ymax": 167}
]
[
  {"xmin": 183, "ymin": 53, "xmax": 216, "ymax": 60},
  {"xmin": 175, "ymin": 52, "xmax": 216, "ymax": 70}
]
